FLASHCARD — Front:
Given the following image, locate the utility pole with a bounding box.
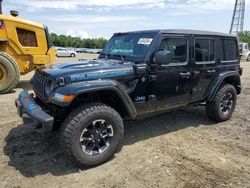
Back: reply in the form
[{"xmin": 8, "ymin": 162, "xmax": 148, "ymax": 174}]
[{"xmin": 230, "ymin": 0, "xmax": 245, "ymax": 34}]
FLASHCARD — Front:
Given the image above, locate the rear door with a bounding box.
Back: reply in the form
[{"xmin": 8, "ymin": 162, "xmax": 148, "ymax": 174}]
[
  {"xmin": 57, "ymin": 48, "xmax": 68, "ymax": 56},
  {"xmin": 191, "ymin": 36, "xmax": 239, "ymax": 103},
  {"xmin": 190, "ymin": 36, "xmax": 219, "ymax": 102},
  {"xmin": 62, "ymin": 48, "xmax": 69, "ymax": 56},
  {"xmin": 57, "ymin": 48, "xmax": 64, "ymax": 57}
]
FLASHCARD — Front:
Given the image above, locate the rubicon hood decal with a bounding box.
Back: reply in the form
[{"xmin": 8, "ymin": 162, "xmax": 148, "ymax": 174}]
[
  {"xmin": 70, "ymin": 69, "xmax": 133, "ymax": 81},
  {"xmin": 39, "ymin": 59, "xmax": 135, "ymax": 81}
]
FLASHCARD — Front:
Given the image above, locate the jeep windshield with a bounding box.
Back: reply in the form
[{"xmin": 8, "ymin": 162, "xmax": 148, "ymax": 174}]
[{"xmin": 100, "ymin": 33, "xmax": 156, "ymax": 62}]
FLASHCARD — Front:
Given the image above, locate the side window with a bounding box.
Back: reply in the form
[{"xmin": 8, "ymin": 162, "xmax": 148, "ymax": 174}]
[
  {"xmin": 16, "ymin": 28, "xmax": 38, "ymax": 47},
  {"xmin": 216, "ymin": 39, "xmax": 224, "ymax": 61},
  {"xmin": 158, "ymin": 37, "xmax": 187, "ymax": 64},
  {"xmin": 58, "ymin": 48, "xmax": 66, "ymax": 51},
  {"xmin": 195, "ymin": 39, "xmax": 215, "ymax": 63},
  {"xmin": 223, "ymin": 39, "xmax": 238, "ymax": 61}
]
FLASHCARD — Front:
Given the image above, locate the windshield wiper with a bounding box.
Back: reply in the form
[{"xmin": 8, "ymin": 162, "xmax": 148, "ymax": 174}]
[
  {"xmin": 109, "ymin": 54, "xmax": 126, "ymax": 64},
  {"xmin": 101, "ymin": 53, "xmax": 128, "ymax": 64},
  {"xmin": 100, "ymin": 52, "xmax": 110, "ymax": 60},
  {"xmin": 120, "ymin": 55, "xmax": 125, "ymax": 63}
]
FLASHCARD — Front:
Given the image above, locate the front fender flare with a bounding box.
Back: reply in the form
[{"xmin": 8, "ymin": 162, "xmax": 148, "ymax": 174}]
[{"xmin": 52, "ymin": 79, "xmax": 137, "ymax": 119}]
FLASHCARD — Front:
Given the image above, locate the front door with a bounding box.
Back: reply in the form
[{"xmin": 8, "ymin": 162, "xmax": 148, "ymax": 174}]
[{"xmin": 148, "ymin": 36, "xmax": 193, "ymax": 111}]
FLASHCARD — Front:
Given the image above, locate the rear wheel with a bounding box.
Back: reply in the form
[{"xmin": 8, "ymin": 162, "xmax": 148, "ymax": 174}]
[
  {"xmin": 60, "ymin": 103, "xmax": 124, "ymax": 167},
  {"xmin": 0, "ymin": 52, "xmax": 20, "ymax": 94},
  {"xmin": 70, "ymin": 53, "xmax": 75, "ymax": 57},
  {"xmin": 206, "ymin": 84, "xmax": 237, "ymax": 122}
]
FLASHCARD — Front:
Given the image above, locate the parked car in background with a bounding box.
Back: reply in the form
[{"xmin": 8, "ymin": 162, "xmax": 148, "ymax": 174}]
[
  {"xmin": 75, "ymin": 48, "xmax": 89, "ymax": 53},
  {"xmin": 239, "ymin": 42, "xmax": 250, "ymax": 61},
  {"xmin": 89, "ymin": 49, "xmax": 102, "ymax": 54},
  {"xmin": 76, "ymin": 48, "xmax": 102, "ymax": 54},
  {"xmin": 56, "ymin": 48, "xmax": 77, "ymax": 57}
]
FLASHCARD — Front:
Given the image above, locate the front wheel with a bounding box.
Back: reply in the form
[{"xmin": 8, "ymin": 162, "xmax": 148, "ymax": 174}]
[
  {"xmin": 60, "ymin": 103, "xmax": 124, "ymax": 167},
  {"xmin": 70, "ymin": 53, "xmax": 76, "ymax": 57},
  {"xmin": 206, "ymin": 84, "xmax": 237, "ymax": 122}
]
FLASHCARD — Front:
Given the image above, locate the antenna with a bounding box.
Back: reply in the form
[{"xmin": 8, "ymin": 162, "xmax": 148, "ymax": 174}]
[{"xmin": 230, "ymin": 0, "xmax": 245, "ymax": 35}]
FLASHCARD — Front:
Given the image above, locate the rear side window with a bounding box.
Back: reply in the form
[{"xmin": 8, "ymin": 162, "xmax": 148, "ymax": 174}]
[
  {"xmin": 17, "ymin": 28, "xmax": 38, "ymax": 47},
  {"xmin": 195, "ymin": 39, "xmax": 215, "ymax": 63},
  {"xmin": 158, "ymin": 37, "xmax": 187, "ymax": 64},
  {"xmin": 223, "ymin": 39, "xmax": 238, "ymax": 61}
]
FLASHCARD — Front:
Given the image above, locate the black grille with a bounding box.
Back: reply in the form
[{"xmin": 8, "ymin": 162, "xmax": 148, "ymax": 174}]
[{"xmin": 32, "ymin": 72, "xmax": 49, "ymax": 99}]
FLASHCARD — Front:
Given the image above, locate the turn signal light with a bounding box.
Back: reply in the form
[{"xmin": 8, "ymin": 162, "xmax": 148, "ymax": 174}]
[
  {"xmin": 53, "ymin": 93, "xmax": 74, "ymax": 103},
  {"xmin": 63, "ymin": 95, "xmax": 74, "ymax": 102}
]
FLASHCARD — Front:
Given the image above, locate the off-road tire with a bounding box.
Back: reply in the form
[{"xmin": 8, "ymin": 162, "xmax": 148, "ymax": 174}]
[
  {"xmin": 70, "ymin": 53, "xmax": 75, "ymax": 57},
  {"xmin": 206, "ymin": 84, "xmax": 237, "ymax": 122},
  {"xmin": 60, "ymin": 103, "xmax": 124, "ymax": 167},
  {"xmin": 0, "ymin": 52, "xmax": 20, "ymax": 94}
]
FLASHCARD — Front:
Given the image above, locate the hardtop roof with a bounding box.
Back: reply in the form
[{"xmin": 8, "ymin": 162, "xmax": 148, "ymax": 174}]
[{"xmin": 114, "ymin": 29, "xmax": 237, "ymax": 38}]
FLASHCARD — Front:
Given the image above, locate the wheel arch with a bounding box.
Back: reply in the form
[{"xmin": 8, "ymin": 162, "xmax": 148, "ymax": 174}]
[
  {"xmin": 70, "ymin": 88, "xmax": 136, "ymax": 119},
  {"xmin": 206, "ymin": 71, "xmax": 241, "ymax": 101},
  {"xmin": 55, "ymin": 79, "xmax": 137, "ymax": 120}
]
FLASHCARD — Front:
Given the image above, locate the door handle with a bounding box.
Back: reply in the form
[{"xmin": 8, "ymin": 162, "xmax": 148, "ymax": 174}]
[
  {"xmin": 193, "ymin": 71, "xmax": 200, "ymax": 77},
  {"xmin": 207, "ymin": 69, "xmax": 216, "ymax": 74},
  {"xmin": 180, "ymin": 72, "xmax": 191, "ymax": 78}
]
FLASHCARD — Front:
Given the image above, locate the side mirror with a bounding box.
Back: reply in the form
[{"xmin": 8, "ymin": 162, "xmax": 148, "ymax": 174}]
[{"xmin": 154, "ymin": 50, "xmax": 171, "ymax": 65}]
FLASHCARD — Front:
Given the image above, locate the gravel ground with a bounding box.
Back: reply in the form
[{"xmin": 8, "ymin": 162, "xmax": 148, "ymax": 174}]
[{"xmin": 0, "ymin": 54, "xmax": 249, "ymax": 188}]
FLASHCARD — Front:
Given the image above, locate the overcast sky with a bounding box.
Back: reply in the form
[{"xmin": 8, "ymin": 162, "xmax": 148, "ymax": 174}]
[{"xmin": 3, "ymin": 0, "xmax": 250, "ymax": 39}]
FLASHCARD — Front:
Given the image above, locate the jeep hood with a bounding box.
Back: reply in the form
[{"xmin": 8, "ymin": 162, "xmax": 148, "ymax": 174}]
[{"xmin": 38, "ymin": 59, "xmax": 135, "ymax": 82}]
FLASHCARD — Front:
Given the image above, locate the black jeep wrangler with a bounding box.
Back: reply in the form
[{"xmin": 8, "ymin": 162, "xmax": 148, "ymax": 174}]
[{"xmin": 16, "ymin": 30, "xmax": 242, "ymax": 167}]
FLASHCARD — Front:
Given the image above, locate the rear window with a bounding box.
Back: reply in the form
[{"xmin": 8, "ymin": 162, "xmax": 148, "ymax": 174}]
[
  {"xmin": 223, "ymin": 39, "xmax": 238, "ymax": 61},
  {"xmin": 17, "ymin": 28, "xmax": 38, "ymax": 47},
  {"xmin": 195, "ymin": 39, "xmax": 215, "ymax": 63}
]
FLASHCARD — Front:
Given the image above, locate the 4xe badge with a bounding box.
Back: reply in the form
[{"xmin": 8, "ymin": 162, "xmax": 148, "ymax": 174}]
[{"xmin": 135, "ymin": 96, "xmax": 146, "ymax": 102}]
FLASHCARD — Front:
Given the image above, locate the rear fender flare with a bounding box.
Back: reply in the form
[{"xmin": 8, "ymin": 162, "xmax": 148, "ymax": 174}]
[{"xmin": 206, "ymin": 71, "xmax": 241, "ymax": 101}]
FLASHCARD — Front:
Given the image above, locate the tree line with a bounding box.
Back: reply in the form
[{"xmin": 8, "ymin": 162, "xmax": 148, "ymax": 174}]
[
  {"xmin": 49, "ymin": 31, "xmax": 250, "ymax": 49},
  {"xmin": 238, "ymin": 31, "xmax": 250, "ymax": 46},
  {"xmin": 50, "ymin": 33, "xmax": 107, "ymax": 49}
]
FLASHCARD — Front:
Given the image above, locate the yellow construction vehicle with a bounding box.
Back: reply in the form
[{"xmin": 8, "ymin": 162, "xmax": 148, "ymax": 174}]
[{"xmin": 0, "ymin": 0, "xmax": 56, "ymax": 93}]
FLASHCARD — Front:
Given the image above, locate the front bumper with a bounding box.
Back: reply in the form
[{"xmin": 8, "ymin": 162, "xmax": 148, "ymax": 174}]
[{"xmin": 15, "ymin": 90, "xmax": 54, "ymax": 133}]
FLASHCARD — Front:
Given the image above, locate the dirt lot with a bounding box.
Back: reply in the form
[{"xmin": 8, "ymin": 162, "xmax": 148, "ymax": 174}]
[{"xmin": 0, "ymin": 54, "xmax": 250, "ymax": 188}]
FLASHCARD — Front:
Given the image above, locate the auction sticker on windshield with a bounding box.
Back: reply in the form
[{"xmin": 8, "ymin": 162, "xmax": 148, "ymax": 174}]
[{"xmin": 138, "ymin": 38, "xmax": 153, "ymax": 45}]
